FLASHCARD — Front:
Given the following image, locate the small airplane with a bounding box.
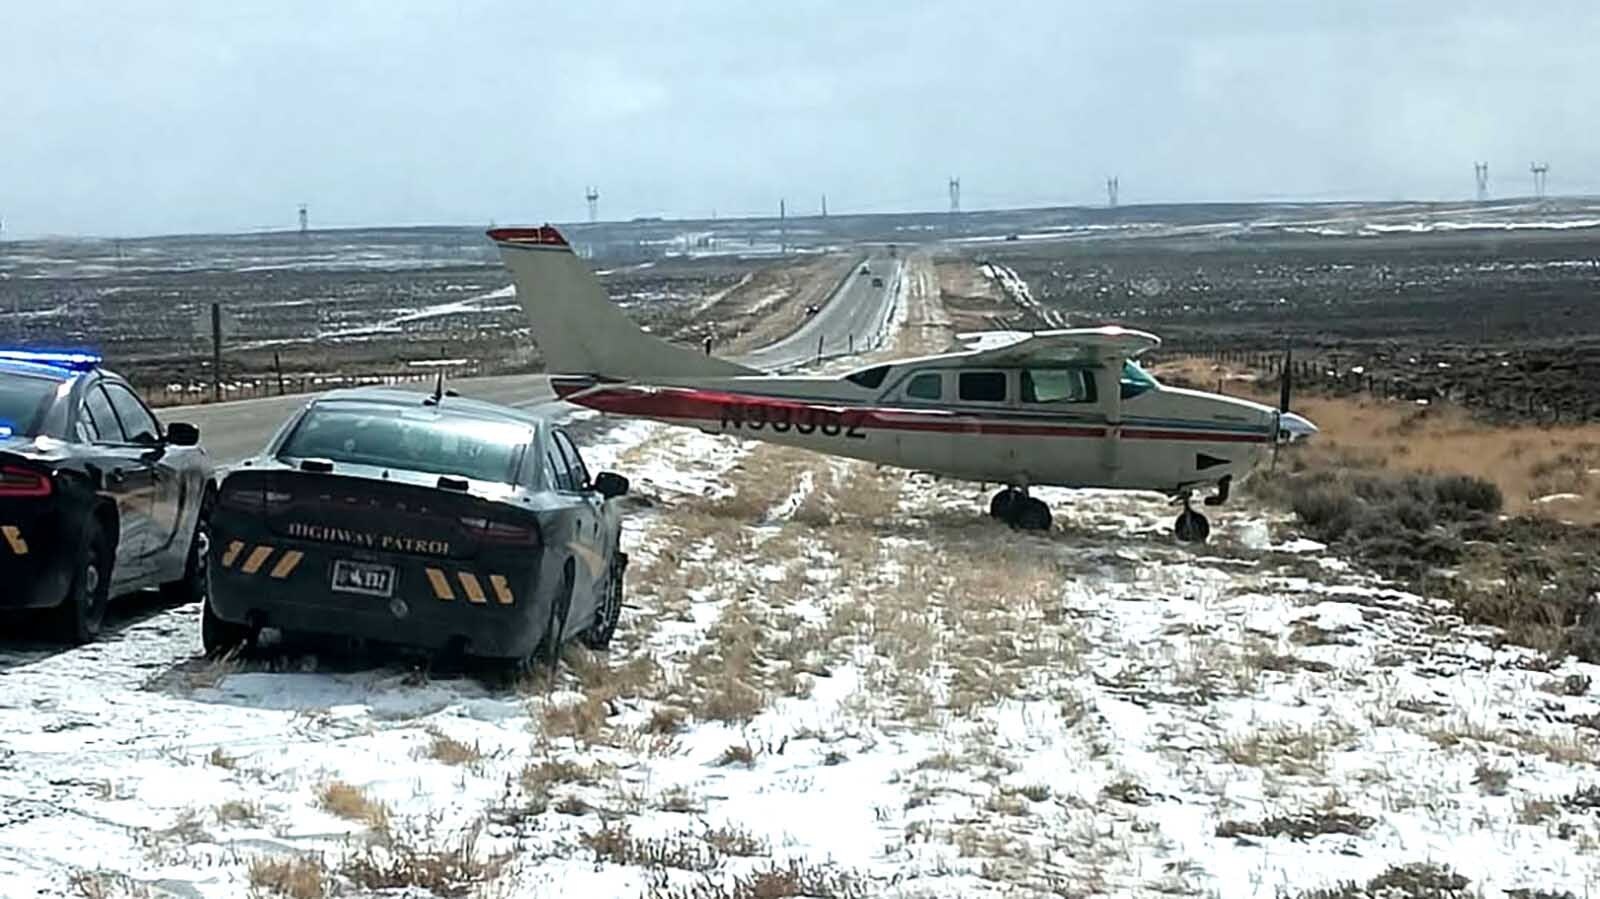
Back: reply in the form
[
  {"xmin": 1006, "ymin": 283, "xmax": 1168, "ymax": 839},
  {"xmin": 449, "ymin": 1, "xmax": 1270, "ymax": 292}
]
[{"xmin": 486, "ymin": 225, "xmax": 1317, "ymax": 542}]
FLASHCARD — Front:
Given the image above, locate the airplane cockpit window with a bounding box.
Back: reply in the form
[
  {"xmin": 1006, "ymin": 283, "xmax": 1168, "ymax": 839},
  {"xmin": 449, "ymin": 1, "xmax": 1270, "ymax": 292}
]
[
  {"xmin": 1120, "ymin": 360, "xmax": 1158, "ymax": 400},
  {"xmin": 958, "ymin": 371, "xmax": 1008, "ymax": 402},
  {"xmin": 1021, "ymin": 369, "xmax": 1097, "ymax": 404},
  {"xmin": 905, "ymin": 372, "xmax": 942, "ymax": 401},
  {"xmin": 845, "ymin": 366, "xmax": 889, "ymax": 389}
]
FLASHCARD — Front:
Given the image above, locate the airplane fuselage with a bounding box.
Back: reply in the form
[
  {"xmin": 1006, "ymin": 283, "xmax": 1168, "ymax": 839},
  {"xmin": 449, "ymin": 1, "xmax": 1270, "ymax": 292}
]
[{"xmin": 552, "ymin": 354, "xmax": 1277, "ymax": 496}]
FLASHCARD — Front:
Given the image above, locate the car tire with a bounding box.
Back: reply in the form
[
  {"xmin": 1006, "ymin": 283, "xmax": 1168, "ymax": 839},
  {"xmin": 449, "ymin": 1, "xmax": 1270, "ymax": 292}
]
[
  {"xmin": 200, "ymin": 596, "xmax": 256, "ymax": 658},
  {"xmin": 581, "ymin": 553, "xmax": 626, "ymax": 651},
  {"xmin": 161, "ymin": 488, "xmax": 213, "ymax": 604},
  {"xmin": 51, "ymin": 517, "xmax": 112, "ymax": 645}
]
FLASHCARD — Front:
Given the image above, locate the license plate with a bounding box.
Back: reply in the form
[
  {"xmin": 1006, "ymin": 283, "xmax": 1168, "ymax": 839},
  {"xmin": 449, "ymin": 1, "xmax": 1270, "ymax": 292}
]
[{"xmin": 331, "ymin": 560, "xmax": 396, "ymax": 598}]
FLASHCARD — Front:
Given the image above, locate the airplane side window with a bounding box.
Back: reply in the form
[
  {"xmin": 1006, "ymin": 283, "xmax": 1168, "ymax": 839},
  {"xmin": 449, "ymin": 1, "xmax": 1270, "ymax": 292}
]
[
  {"xmin": 958, "ymin": 371, "xmax": 1007, "ymax": 402},
  {"xmin": 906, "ymin": 372, "xmax": 942, "ymax": 401},
  {"xmin": 1021, "ymin": 369, "xmax": 1097, "ymax": 404}
]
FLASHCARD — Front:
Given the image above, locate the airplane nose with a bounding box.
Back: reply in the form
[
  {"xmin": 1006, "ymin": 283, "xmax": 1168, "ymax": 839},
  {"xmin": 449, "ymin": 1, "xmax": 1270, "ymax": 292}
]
[{"xmin": 1278, "ymin": 411, "xmax": 1318, "ymax": 442}]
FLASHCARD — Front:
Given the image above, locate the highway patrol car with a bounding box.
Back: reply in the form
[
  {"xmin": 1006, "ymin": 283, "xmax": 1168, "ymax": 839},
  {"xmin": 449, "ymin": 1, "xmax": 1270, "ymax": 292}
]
[
  {"xmin": 0, "ymin": 350, "xmax": 214, "ymax": 642},
  {"xmin": 204, "ymin": 386, "xmax": 629, "ymax": 666}
]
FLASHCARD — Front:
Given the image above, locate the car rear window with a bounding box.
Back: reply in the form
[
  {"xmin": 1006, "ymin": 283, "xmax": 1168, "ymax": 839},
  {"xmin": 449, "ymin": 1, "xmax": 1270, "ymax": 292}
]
[
  {"xmin": 0, "ymin": 373, "xmax": 63, "ymax": 437},
  {"xmin": 278, "ymin": 403, "xmax": 533, "ymax": 484}
]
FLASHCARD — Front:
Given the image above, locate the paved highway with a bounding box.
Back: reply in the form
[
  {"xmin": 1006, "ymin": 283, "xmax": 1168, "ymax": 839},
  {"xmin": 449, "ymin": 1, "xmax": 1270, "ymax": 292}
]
[{"xmin": 167, "ymin": 250, "xmax": 903, "ymax": 465}]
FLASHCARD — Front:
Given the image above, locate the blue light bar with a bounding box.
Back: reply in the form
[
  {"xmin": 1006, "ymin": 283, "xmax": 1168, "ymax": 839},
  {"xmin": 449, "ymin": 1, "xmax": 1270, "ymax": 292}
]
[{"xmin": 0, "ymin": 350, "xmax": 102, "ymax": 371}]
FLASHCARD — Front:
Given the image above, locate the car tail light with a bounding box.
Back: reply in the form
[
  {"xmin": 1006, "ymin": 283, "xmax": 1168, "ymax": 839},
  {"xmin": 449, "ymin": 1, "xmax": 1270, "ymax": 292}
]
[
  {"xmin": 0, "ymin": 466, "xmax": 50, "ymax": 498},
  {"xmin": 220, "ymin": 486, "xmax": 292, "ymax": 513},
  {"xmin": 460, "ymin": 516, "xmax": 540, "ymax": 546}
]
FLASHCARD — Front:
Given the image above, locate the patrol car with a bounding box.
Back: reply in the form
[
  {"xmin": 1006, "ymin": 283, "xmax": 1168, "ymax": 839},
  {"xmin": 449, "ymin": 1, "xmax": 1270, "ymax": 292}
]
[
  {"xmin": 0, "ymin": 350, "xmax": 214, "ymax": 642},
  {"xmin": 203, "ymin": 385, "xmax": 630, "ymax": 666}
]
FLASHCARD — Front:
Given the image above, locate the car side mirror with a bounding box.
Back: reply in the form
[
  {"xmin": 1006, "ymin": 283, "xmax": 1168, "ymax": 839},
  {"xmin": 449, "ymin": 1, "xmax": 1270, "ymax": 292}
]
[
  {"xmin": 593, "ymin": 471, "xmax": 629, "ymax": 499},
  {"xmin": 166, "ymin": 422, "xmax": 200, "ymax": 447}
]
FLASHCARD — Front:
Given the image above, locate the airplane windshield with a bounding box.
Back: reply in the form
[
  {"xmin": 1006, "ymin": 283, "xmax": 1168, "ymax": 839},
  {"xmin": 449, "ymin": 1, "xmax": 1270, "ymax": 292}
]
[{"xmin": 1120, "ymin": 361, "xmax": 1158, "ymax": 399}]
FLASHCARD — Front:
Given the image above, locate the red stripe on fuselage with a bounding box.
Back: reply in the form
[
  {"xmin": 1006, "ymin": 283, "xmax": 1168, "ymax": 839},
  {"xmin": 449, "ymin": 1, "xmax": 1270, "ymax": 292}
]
[{"xmin": 552, "ymin": 380, "xmax": 1269, "ymax": 443}]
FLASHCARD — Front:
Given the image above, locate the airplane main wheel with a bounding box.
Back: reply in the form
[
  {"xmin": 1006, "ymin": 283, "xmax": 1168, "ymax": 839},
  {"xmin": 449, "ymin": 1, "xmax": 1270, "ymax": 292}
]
[
  {"xmin": 1174, "ymin": 509, "xmax": 1211, "ymax": 544},
  {"xmin": 989, "ymin": 489, "xmax": 1019, "ymax": 520},
  {"xmin": 1013, "ymin": 497, "xmax": 1053, "ymax": 532}
]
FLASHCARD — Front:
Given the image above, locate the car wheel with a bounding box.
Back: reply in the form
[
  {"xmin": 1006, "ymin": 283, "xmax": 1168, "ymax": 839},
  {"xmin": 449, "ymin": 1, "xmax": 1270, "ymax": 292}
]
[
  {"xmin": 51, "ymin": 517, "xmax": 112, "ymax": 645},
  {"xmin": 200, "ymin": 596, "xmax": 256, "ymax": 658},
  {"xmin": 161, "ymin": 488, "xmax": 213, "ymax": 604},
  {"xmin": 581, "ymin": 554, "xmax": 626, "ymax": 651}
]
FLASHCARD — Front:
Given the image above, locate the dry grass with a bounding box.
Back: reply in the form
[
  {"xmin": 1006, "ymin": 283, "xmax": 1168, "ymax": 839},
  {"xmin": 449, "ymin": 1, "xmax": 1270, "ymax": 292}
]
[
  {"xmin": 68, "ymin": 871, "xmax": 157, "ymax": 899},
  {"xmin": 520, "ymin": 758, "xmax": 606, "ymax": 793},
  {"xmin": 1472, "ymin": 762, "xmax": 1512, "ymax": 796},
  {"xmin": 338, "ymin": 825, "xmax": 508, "ymax": 897},
  {"xmin": 248, "ymin": 855, "xmax": 326, "ymax": 899},
  {"xmin": 646, "ymin": 706, "xmax": 688, "ymax": 735},
  {"xmin": 581, "ymin": 822, "xmax": 723, "ymax": 872},
  {"xmin": 207, "ymin": 747, "xmax": 236, "ymax": 769},
  {"xmin": 1426, "ymin": 719, "xmax": 1600, "ymax": 766},
  {"xmin": 1160, "ymin": 358, "xmax": 1600, "ymax": 523},
  {"xmin": 422, "ymin": 729, "xmax": 483, "ymax": 767},
  {"xmin": 715, "ymin": 742, "xmax": 758, "ymax": 768},
  {"xmin": 316, "ymin": 780, "xmax": 390, "ymax": 832},
  {"xmin": 1222, "ymin": 723, "xmax": 1356, "ymax": 776},
  {"xmin": 642, "ymin": 858, "xmax": 865, "ymax": 899},
  {"xmin": 215, "ymin": 800, "xmax": 262, "ymax": 826},
  {"xmin": 540, "ymin": 693, "xmax": 611, "ymax": 742}
]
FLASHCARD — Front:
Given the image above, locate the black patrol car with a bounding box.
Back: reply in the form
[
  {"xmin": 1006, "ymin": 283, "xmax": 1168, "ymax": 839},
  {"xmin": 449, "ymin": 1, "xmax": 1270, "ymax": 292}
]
[
  {"xmin": 0, "ymin": 351, "xmax": 214, "ymax": 642},
  {"xmin": 204, "ymin": 386, "xmax": 630, "ymax": 665}
]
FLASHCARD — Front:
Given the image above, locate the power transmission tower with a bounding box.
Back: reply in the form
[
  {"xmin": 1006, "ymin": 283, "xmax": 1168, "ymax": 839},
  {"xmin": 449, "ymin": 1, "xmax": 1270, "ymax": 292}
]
[
  {"xmin": 948, "ymin": 177, "xmax": 961, "ymax": 214},
  {"xmin": 298, "ymin": 204, "xmax": 308, "ymax": 236},
  {"xmin": 820, "ymin": 194, "xmax": 827, "ymax": 218},
  {"xmin": 1530, "ymin": 163, "xmax": 1549, "ymax": 199},
  {"xmin": 585, "ymin": 186, "xmax": 599, "ymax": 223},
  {"xmin": 1473, "ymin": 163, "xmax": 1489, "ymax": 202},
  {"xmin": 1106, "ymin": 176, "xmax": 1120, "ymax": 208}
]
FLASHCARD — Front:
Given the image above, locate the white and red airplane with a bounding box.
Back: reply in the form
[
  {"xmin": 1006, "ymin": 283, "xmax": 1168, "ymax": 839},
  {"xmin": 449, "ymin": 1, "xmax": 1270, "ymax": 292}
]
[{"xmin": 487, "ymin": 225, "xmax": 1316, "ymax": 542}]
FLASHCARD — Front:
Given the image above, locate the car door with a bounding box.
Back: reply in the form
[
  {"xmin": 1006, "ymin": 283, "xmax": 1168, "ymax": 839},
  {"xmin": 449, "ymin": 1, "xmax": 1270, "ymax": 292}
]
[
  {"xmin": 75, "ymin": 382, "xmax": 155, "ymax": 586},
  {"xmin": 552, "ymin": 428, "xmax": 605, "ymax": 626},
  {"xmin": 102, "ymin": 382, "xmax": 185, "ymax": 566}
]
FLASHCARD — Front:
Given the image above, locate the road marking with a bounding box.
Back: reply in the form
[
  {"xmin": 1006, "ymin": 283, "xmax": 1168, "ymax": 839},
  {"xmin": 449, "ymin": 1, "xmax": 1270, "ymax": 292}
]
[
  {"xmin": 1, "ymin": 526, "xmax": 27, "ymax": 556},
  {"xmin": 241, "ymin": 546, "xmax": 274, "ymax": 575},
  {"xmin": 425, "ymin": 567, "xmax": 455, "ymax": 601},
  {"xmin": 269, "ymin": 550, "xmax": 303, "ymax": 579}
]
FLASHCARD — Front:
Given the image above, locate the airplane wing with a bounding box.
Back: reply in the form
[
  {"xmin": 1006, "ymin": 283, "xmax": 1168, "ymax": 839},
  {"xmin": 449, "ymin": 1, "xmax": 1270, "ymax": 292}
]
[{"xmin": 953, "ymin": 326, "xmax": 1160, "ymax": 366}]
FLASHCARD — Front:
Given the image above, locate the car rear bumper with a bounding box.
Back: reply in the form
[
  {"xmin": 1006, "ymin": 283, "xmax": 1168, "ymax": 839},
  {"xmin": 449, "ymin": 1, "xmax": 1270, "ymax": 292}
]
[
  {"xmin": 206, "ymin": 534, "xmax": 550, "ymax": 659},
  {"xmin": 0, "ymin": 512, "xmax": 75, "ymax": 609}
]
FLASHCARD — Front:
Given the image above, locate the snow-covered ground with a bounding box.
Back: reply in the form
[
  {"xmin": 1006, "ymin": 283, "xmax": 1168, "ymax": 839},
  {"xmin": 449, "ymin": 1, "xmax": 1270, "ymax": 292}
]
[
  {"xmin": 5, "ymin": 260, "xmax": 1600, "ymax": 897},
  {"xmin": 6, "ymin": 415, "xmax": 1599, "ymax": 898}
]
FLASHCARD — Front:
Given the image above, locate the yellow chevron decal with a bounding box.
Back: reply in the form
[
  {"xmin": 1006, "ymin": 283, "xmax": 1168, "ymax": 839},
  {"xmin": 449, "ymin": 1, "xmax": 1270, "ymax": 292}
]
[
  {"xmin": 269, "ymin": 550, "xmax": 304, "ymax": 579},
  {"xmin": 221, "ymin": 540, "xmax": 244, "ymax": 568},
  {"xmin": 240, "ymin": 546, "xmax": 274, "ymax": 575},
  {"xmin": 489, "ymin": 574, "xmax": 514, "ymax": 605},
  {"xmin": 425, "ymin": 567, "xmax": 455, "ymax": 601},
  {"xmin": 458, "ymin": 572, "xmax": 487, "ymax": 604},
  {"xmin": 1, "ymin": 526, "xmax": 27, "ymax": 556}
]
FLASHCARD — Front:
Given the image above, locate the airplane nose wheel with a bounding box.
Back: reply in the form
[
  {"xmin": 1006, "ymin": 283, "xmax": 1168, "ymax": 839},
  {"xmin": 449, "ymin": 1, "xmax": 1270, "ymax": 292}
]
[
  {"xmin": 1173, "ymin": 504, "xmax": 1211, "ymax": 544},
  {"xmin": 989, "ymin": 488, "xmax": 1052, "ymax": 532}
]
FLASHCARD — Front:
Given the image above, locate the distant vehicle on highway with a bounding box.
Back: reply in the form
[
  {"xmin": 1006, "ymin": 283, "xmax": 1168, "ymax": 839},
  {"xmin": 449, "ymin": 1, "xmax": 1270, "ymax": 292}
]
[
  {"xmin": 859, "ymin": 263, "xmax": 871, "ymax": 276},
  {"xmin": 0, "ymin": 350, "xmax": 213, "ymax": 643},
  {"xmin": 203, "ymin": 385, "xmax": 631, "ymax": 667},
  {"xmin": 871, "ymin": 276, "xmax": 885, "ymax": 287}
]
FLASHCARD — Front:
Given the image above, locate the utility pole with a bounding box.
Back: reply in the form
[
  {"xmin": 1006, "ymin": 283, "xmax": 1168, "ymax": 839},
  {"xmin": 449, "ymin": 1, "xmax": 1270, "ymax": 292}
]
[
  {"xmin": 779, "ymin": 199, "xmax": 787, "ymax": 255},
  {"xmin": 1106, "ymin": 176, "xmax": 1120, "ymax": 208},
  {"xmin": 820, "ymin": 194, "xmax": 827, "ymax": 218},
  {"xmin": 1530, "ymin": 162, "xmax": 1550, "ymax": 199},
  {"xmin": 210, "ymin": 303, "xmax": 223, "ymax": 403},
  {"xmin": 585, "ymin": 186, "xmax": 599, "ymax": 223},
  {"xmin": 1474, "ymin": 163, "xmax": 1489, "ymax": 202},
  {"xmin": 947, "ymin": 176, "xmax": 960, "ymax": 235},
  {"xmin": 298, "ymin": 204, "xmax": 308, "ymax": 236}
]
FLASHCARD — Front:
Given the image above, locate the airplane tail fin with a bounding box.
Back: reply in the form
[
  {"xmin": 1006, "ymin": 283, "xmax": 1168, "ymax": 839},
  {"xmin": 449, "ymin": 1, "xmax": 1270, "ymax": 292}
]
[{"xmin": 487, "ymin": 226, "xmax": 757, "ymax": 379}]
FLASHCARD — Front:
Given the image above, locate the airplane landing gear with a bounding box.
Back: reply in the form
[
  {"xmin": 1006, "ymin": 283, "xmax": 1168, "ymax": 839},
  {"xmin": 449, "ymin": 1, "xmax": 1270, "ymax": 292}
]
[
  {"xmin": 1173, "ymin": 500, "xmax": 1211, "ymax": 544},
  {"xmin": 989, "ymin": 487, "xmax": 1052, "ymax": 532}
]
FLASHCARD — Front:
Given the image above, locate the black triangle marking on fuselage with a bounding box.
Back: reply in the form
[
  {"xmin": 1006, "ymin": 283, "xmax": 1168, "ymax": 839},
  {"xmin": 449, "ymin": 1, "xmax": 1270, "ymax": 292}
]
[{"xmin": 1196, "ymin": 453, "xmax": 1229, "ymax": 471}]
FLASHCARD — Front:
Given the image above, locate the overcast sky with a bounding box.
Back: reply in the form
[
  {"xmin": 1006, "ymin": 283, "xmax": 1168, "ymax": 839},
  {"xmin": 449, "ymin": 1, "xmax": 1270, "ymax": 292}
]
[{"xmin": 3, "ymin": 1, "xmax": 1597, "ymax": 237}]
